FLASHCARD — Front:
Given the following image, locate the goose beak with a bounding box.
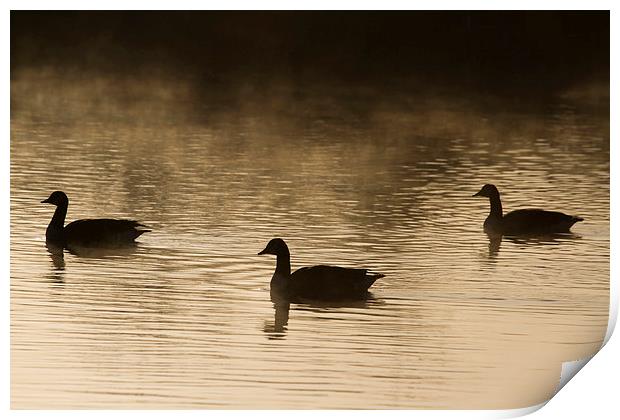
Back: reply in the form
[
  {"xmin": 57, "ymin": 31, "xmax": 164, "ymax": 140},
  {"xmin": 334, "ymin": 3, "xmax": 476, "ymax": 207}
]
[
  {"xmin": 41, "ymin": 198, "xmax": 50, "ymax": 203},
  {"xmin": 472, "ymin": 191, "xmax": 482, "ymax": 197},
  {"xmin": 258, "ymin": 248, "xmax": 268, "ymax": 255}
]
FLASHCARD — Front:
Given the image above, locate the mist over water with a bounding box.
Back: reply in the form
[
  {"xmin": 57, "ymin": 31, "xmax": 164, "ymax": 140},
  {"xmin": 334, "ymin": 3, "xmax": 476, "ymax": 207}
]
[{"xmin": 11, "ymin": 11, "xmax": 609, "ymax": 409}]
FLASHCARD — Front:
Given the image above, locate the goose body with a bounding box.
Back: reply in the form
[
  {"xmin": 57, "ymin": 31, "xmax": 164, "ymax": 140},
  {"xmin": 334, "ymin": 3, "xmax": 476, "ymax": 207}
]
[
  {"xmin": 473, "ymin": 184, "xmax": 583, "ymax": 235},
  {"xmin": 258, "ymin": 238, "xmax": 383, "ymax": 300},
  {"xmin": 42, "ymin": 191, "xmax": 150, "ymax": 246}
]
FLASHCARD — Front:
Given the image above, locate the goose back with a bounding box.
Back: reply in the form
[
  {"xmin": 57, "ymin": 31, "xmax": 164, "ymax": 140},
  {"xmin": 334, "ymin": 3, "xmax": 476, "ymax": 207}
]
[
  {"xmin": 287, "ymin": 265, "xmax": 383, "ymax": 300},
  {"xmin": 63, "ymin": 219, "xmax": 150, "ymax": 246},
  {"xmin": 497, "ymin": 209, "xmax": 583, "ymax": 234},
  {"xmin": 474, "ymin": 184, "xmax": 583, "ymax": 235}
]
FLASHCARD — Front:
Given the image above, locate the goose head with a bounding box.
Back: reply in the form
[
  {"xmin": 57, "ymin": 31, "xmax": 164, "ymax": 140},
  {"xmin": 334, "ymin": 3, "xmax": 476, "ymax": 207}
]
[
  {"xmin": 41, "ymin": 191, "xmax": 69, "ymax": 207},
  {"xmin": 258, "ymin": 238, "xmax": 290, "ymax": 256},
  {"xmin": 473, "ymin": 184, "xmax": 500, "ymax": 198}
]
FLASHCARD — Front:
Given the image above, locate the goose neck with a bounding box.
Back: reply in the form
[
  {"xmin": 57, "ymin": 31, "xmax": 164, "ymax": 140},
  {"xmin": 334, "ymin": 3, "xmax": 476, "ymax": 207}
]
[
  {"xmin": 489, "ymin": 193, "xmax": 503, "ymax": 219},
  {"xmin": 49, "ymin": 203, "xmax": 68, "ymax": 229},
  {"xmin": 275, "ymin": 252, "xmax": 291, "ymax": 276}
]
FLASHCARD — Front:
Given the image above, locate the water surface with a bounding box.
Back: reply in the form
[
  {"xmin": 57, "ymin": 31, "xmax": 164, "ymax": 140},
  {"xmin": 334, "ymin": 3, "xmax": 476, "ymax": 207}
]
[{"xmin": 11, "ymin": 74, "xmax": 609, "ymax": 409}]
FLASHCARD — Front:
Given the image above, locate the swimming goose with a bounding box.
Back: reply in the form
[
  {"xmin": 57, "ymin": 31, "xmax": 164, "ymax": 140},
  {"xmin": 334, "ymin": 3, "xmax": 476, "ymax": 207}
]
[
  {"xmin": 258, "ymin": 238, "xmax": 384, "ymax": 300},
  {"xmin": 473, "ymin": 184, "xmax": 583, "ymax": 235},
  {"xmin": 41, "ymin": 191, "xmax": 150, "ymax": 246}
]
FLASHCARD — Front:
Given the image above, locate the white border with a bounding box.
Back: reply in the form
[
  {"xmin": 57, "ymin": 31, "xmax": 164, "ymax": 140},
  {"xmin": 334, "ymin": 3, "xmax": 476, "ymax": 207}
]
[
  {"xmin": 0, "ymin": 1, "xmax": 617, "ymax": 11},
  {"xmin": 3, "ymin": 2, "xmax": 616, "ymax": 419}
]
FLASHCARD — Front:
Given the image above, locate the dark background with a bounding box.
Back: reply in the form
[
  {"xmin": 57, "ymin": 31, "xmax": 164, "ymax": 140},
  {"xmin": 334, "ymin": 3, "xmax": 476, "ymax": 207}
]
[{"xmin": 11, "ymin": 11, "xmax": 609, "ymax": 97}]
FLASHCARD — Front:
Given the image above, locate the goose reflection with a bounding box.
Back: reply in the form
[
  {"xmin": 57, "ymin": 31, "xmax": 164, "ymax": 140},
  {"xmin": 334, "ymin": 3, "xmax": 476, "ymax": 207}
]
[
  {"xmin": 264, "ymin": 288, "xmax": 378, "ymax": 340},
  {"xmin": 504, "ymin": 232, "xmax": 582, "ymax": 247},
  {"xmin": 44, "ymin": 239, "xmax": 140, "ymax": 281},
  {"xmin": 482, "ymin": 232, "xmax": 583, "ymax": 266},
  {"xmin": 264, "ymin": 293, "xmax": 291, "ymax": 340},
  {"xmin": 64, "ymin": 242, "xmax": 139, "ymax": 258},
  {"xmin": 45, "ymin": 241, "xmax": 66, "ymax": 284},
  {"xmin": 483, "ymin": 231, "xmax": 582, "ymax": 260},
  {"xmin": 487, "ymin": 233, "xmax": 502, "ymax": 260}
]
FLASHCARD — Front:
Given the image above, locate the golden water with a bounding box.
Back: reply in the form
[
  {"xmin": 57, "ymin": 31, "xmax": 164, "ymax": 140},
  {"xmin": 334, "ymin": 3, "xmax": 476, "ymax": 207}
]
[{"xmin": 10, "ymin": 73, "xmax": 609, "ymax": 409}]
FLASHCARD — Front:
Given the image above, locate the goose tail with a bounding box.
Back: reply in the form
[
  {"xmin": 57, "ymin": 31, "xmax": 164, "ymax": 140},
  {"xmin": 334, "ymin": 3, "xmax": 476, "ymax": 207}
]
[{"xmin": 365, "ymin": 272, "xmax": 385, "ymax": 288}]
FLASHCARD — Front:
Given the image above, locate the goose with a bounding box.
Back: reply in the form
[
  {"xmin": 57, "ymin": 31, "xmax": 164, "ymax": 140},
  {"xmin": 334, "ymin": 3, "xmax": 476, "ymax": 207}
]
[
  {"xmin": 258, "ymin": 238, "xmax": 383, "ymax": 300},
  {"xmin": 473, "ymin": 184, "xmax": 583, "ymax": 235},
  {"xmin": 41, "ymin": 191, "xmax": 150, "ymax": 246}
]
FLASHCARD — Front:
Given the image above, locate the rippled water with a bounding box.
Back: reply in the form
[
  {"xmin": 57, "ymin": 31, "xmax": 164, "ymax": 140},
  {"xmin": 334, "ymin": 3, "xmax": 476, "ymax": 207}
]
[{"xmin": 10, "ymin": 75, "xmax": 609, "ymax": 409}]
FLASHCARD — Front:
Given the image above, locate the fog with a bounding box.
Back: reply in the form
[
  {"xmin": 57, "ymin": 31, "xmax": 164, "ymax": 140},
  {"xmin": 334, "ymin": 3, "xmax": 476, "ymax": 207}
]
[{"xmin": 12, "ymin": 11, "xmax": 609, "ymax": 94}]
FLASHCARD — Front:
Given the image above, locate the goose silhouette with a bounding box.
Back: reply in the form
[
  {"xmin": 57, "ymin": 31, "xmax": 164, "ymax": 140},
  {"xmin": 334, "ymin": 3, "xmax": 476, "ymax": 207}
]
[
  {"xmin": 473, "ymin": 184, "xmax": 583, "ymax": 235},
  {"xmin": 258, "ymin": 238, "xmax": 384, "ymax": 300},
  {"xmin": 41, "ymin": 191, "xmax": 150, "ymax": 247}
]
